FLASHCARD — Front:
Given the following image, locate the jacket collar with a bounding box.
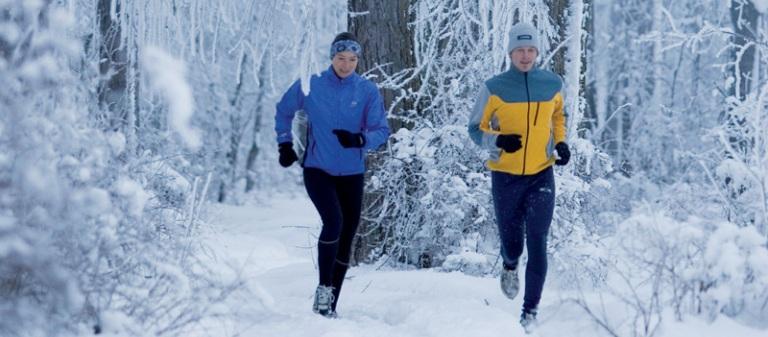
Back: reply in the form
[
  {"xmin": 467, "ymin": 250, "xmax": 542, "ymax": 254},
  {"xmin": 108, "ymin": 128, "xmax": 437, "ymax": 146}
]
[
  {"xmin": 322, "ymin": 65, "xmax": 359, "ymax": 86},
  {"xmin": 506, "ymin": 64, "xmax": 539, "ymax": 77},
  {"xmin": 486, "ymin": 65, "xmax": 561, "ymax": 102}
]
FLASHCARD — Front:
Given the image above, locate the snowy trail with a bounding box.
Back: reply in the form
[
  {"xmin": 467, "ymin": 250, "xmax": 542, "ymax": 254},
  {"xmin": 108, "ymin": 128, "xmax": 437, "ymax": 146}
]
[{"xmin": 196, "ymin": 195, "xmax": 766, "ymax": 337}]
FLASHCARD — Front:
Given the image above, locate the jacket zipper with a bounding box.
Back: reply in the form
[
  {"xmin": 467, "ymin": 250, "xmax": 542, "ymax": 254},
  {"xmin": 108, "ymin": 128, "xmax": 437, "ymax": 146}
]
[
  {"xmin": 523, "ymin": 72, "xmax": 531, "ymax": 175},
  {"xmin": 302, "ymin": 125, "xmax": 312, "ymax": 166},
  {"xmin": 336, "ymin": 82, "xmax": 342, "ymax": 163},
  {"xmin": 533, "ymin": 102, "xmax": 540, "ymax": 126},
  {"xmin": 305, "ymin": 137, "xmax": 317, "ymax": 160}
]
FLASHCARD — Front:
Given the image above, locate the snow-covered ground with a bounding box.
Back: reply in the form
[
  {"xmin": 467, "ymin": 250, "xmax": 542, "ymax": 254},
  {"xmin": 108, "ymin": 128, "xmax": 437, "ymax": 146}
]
[{"xmin": 194, "ymin": 194, "xmax": 767, "ymax": 337}]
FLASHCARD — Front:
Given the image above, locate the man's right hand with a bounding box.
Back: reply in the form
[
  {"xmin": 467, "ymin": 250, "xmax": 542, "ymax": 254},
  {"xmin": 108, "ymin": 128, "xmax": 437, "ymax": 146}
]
[
  {"xmin": 496, "ymin": 134, "xmax": 523, "ymax": 153},
  {"xmin": 278, "ymin": 142, "xmax": 298, "ymax": 167}
]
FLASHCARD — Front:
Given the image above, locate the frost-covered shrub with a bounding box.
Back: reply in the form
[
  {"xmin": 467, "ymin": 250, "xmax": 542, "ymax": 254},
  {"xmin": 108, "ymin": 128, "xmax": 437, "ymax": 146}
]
[
  {"xmin": 699, "ymin": 222, "xmax": 768, "ymax": 320},
  {"xmin": 441, "ymin": 233, "xmax": 492, "ymax": 276},
  {"xmin": 0, "ymin": 2, "xmax": 237, "ymax": 336},
  {"xmin": 609, "ymin": 209, "xmax": 768, "ymax": 325},
  {"xmin": 711, "ymin": 84, "xmax": 768, "ymax": 232},
  {"xmin": 550, "ymin": 161, "xmax": 608, "ymax": 287},
  {"xmin": 0, "ymin": 2, "xmax": 87, "ymax": 335},
  {"xmin": 364, "ymin": 127, "xmax": 496, "ymax": 267}
]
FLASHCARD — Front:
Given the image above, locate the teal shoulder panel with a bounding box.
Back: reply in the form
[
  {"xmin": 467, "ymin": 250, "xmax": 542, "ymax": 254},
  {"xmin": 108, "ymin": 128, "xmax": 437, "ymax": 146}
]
[{"xmin": 485, "ymin": 68, "xmax": 562, "ymax": 103}]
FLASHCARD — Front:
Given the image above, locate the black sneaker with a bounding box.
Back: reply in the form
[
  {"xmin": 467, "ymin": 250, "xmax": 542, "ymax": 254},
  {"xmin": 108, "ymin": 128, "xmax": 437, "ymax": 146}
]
[
  {"xmin": 520, "ymin": 308, "xmax": 538, "ymax": 334},
  {"xmin": 312, "ymin": 285, "xmax": 336, "ymax": 317},
  {"xmin": 500, "ymin": 265, "xmax": 519, "ymax": 300}
]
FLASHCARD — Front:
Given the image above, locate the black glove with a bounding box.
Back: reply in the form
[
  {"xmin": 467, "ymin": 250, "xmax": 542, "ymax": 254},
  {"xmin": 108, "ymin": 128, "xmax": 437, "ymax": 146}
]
[
  {"xmin": 496, "ymin": 134, "xmax": 522, "ymax": 153},
  {"xmin": 278, "ymin": 142, "xmax": 298, "ymax": 167},
  {"xmin": 555, "ymin": 142, "xmax": 570, "ymax": 166},
  {"xmin": 332, "ymin": 129, "xmax": 365, "ymax": 148}
]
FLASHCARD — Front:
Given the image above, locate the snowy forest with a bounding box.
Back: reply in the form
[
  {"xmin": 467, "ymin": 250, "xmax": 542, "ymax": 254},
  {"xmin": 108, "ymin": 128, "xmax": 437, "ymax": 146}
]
[{"xmin": 1, "ymin": 0, "xmax": 768, "ymax": 336}]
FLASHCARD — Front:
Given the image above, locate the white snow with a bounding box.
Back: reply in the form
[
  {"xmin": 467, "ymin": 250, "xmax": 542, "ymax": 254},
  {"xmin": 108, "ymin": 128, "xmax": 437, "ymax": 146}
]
[
  {"xmin": 19, "ymin": 54, "xmax": 58, "ymax": 81},
  {"xmin": 0, "ymin": 22, "xmax": 20, "ymax": 44},
  {"xmin": 753, "ymin": 0, "xmax": 768, "ymax": 13},
  {"xmin": 49, "ymin": 7, "xmax": 74, "ymax": 29},
  {"xmin": 442, "ymin": 250, "xmax": 491, "ymax": 276},
  {"xmin": 193, "ymin": 194, "xmax": 768, "ymax": 337},
  {"xmin": 113, "ymin": 178, "xmax": 149, "ymax": 218},
  {"xmin": 22, "ymin": 0, "xmax": 43, "ymax": 14},
  {"xmin": 71, "ymin": 187, "xmax": 112, "ymax": 216},
  {"xmin": 141, "ymin": 47, "xmax": 201, "ymax": 149},
  {"xmin": 105, "ymin": 131, "xmax": 126, "ymax": 156}
]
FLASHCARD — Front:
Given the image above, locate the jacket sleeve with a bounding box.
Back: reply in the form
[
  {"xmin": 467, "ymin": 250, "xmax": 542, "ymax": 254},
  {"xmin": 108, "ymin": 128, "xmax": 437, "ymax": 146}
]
[
  {"xmin": 362, "ymin": 85, "xmax": 390, "ymax": 151},
  {"xmin": 467, "ymin": 85, "xmax": 499, "ymax": 151},
  {"xmin": 274, "ymin": 79, "xmax": 305, "ymax": 145},
  {"xmin": 552, "ymin": 92, "xmax": 567, "ymax": 143}
]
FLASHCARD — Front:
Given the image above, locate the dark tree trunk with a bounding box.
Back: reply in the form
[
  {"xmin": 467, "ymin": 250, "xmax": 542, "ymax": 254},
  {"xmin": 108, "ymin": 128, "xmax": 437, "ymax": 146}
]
[
  {"xmin": 349, "ymin": 0, "xmax": 418, "ymax": 131},
  {"xmin": 729, "ymin": 0, "xmax": 759, "ymax": 102},
  {"xmin": 724, "ymin": 0, "xmax": 759, "ymax": 157},
  {"xmin": 97, "ymin": 0, "xmax": 129, "ymax": 132},
  {"xmin": 583, "ymin": 2, "xmax": 597, "ymax": 136},
  {"xmin": 547, "ymin": 0, "xmax": 569, "ymax": 75},
  {"xmin": 722, "ymin": 0, "xmax": 760, "ymax": 218},
  {"xmin": 546, "ymin": 0, "xmax": 591, "ymax": 80},
  {"xmin": 347, "ymin": 0, "xmax": 417, "ymax": 264},
  {"xmin": 547, "ymin": 0, "xmax": 591, "ymax": 136},
  {"xmin": 245, "ymin": 60, "xmax": 267, "ymax": 193},
  {"xmin": 219, "ymin": 52, "xmax": 250, "ymax": 203}
]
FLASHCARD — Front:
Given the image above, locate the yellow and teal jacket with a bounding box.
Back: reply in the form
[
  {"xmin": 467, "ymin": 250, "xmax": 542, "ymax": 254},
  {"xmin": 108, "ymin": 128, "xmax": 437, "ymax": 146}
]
[{"xmin": 468, "ymin": 66, "xmax": 567, "ymax": 175}]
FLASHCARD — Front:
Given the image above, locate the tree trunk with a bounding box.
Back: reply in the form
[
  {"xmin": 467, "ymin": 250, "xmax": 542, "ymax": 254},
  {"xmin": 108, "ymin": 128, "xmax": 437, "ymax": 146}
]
[
  {"xmin": 349, "ymin": 0, "xmax": 418, "ymax": 131},
  {"xmin": 729, "ymin": 0, "xmax": 759, "ymax": 101},
  {"xmin": 219, "ymin": 52, "xmax": 249, "ymax": 203},
  {"xmin": 348, "ymin": 0, "xmax": 417, "ymax": 264},
  {"xmin": 245, "ymin": 59, "xmax": 268, "ymax": 193},
  {"xmin": 548, "ymin": 0, "xmax": 591, "ymax": 136},
  {"xmin": 583, "ymin": 0, "xmax": 599, "ymax": 136},
  {"xmin": 547, "ymin": 0, "xmax": 569, "ymax": 75},
  {"xmin": 97, "ymin": 0, "xmax": 129, "ymax": 132},
  {"xmin": 723, "ymin": 0, "xmax": 760, "ymax": 220},
  {"xmin": 724, "ymin": 0, "xmax": 758, "ymax": 158}
]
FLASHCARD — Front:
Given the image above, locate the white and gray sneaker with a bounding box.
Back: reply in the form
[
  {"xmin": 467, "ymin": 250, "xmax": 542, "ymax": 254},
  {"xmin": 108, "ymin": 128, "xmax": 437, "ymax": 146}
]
[
  {"xmin": 500, "ymin": 266, "xmax": 520, "ymax": 300},
  {"xmin": 312, "ymin": 285, "xmax": 336, "ymax": 317},
  {"xmin": 520, "ymin": 309, "xmax": 538, "ymax": 334}
]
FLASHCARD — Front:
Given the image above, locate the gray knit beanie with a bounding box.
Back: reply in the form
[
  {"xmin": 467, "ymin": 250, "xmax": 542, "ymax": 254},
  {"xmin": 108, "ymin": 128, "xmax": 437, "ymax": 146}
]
[{"xmin": 507, "ymin": 23, "xmax": 539, "ymax": 53}]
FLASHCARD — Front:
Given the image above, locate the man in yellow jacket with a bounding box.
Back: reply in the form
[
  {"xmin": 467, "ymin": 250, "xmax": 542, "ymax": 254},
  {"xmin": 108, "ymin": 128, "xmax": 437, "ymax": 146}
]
[{"xmin": 467, "ymin": 22, "xmax": 571, "ymax": 333}]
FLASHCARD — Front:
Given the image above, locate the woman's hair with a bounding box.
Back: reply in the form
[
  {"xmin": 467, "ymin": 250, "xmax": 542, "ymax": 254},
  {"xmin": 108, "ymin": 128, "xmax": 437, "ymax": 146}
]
[{"xmin": 332, "ymin": 32, "xmax": 358, "ymax": 44}]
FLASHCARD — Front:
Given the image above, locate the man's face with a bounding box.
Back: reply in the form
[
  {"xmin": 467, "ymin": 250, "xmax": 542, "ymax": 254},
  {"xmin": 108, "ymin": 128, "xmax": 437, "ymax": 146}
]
[
  {"xmin": 332, "ymin": 51, "xmax": 358, "ymax": 78},
  {"xmin": 510, "ymin": 46, "xmax": 538, "ymax": 72}
]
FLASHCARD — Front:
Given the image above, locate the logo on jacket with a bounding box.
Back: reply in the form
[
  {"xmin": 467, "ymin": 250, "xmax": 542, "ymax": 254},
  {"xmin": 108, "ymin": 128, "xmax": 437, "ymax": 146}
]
[{"xmin": 350, "ymin": 101, "xmax": 358, "ymax": 107}]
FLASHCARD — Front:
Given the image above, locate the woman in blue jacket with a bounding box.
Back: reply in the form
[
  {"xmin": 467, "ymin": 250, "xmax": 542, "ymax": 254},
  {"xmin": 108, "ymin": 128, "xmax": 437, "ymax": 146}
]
[{"xmin": 274, "ymin": 32, "xmax": 389, "ymax": 318}]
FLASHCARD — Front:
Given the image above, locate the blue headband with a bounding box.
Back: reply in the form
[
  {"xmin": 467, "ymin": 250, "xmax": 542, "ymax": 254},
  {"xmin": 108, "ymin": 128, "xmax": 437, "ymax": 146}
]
[{"xmin": 330, "ymin": 40, "xmax": 362, "ymax": 59}]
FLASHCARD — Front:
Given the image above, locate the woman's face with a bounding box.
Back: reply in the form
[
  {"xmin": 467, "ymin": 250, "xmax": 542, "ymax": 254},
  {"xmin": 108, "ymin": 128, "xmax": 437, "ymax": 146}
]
[
  {"xmin": 332, "ymin": 51, "xmax": 358, "ymax": 78},
  {"xmin": 510, "ymin": 46, "xmax": 538, "ymax": 72}
]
